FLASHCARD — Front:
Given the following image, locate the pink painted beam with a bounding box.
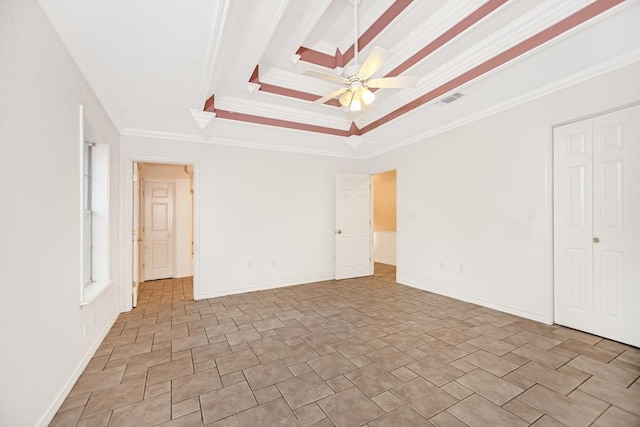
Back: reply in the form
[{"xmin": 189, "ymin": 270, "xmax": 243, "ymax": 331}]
[
  {"xmin": 297, "ymin": 0, "xmax": 414, "ymax": 69},
  {"xmin": 360, "ymin": 0, "xmax": 625, "ymax": 134},
  {"xmin": 203, "ymin": 93, "xmax": 348, "ymax": 136},
  {"xmin": 386, "ymin": 0, "xmax": 508, "ymax": 78},
  {"xmin": 249, "ymin": 65, "xmax": 342, "ymax": 107},
  {"xmin": 214, "ymin": 109, "xmax": 351, "ymax": 137}
]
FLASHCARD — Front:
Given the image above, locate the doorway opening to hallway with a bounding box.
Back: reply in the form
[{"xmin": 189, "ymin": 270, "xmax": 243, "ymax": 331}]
[
  {"xmin": 372, "ymin": 170, "xmax": 397, "ymax": 280},
  {"xmin": 133, "ymin": 162, "xmax": 194, "ymax": 300}
]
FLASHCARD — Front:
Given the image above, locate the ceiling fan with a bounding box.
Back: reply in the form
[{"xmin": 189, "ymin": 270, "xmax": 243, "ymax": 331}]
[{"xmin": 304, "ymin": 0, "xmax": 418, "ymax": 113}]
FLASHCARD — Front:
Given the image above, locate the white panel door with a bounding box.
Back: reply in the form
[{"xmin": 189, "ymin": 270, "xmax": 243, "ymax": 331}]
[
  {"xmin": 554, "ymin": 104, "xmax": 640, "ymax": 347},
  {"xmin": 143, "ymin": 181, "xmax": 175, "ymax": 281},
  {"xmin": 335, "ymin": 174, "xmax": 372, "ymax": 280},
  {"xmin": 554, "ymin": 120, "xmax": 594, "ymax": 333},
  {"xmin": 592, "ymin": 105, "xmax": 640, "ymax": 346}
]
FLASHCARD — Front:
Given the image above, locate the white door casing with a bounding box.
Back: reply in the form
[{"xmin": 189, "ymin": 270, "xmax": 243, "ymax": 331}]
[
  {"xmin": 132, "ymin": 162, "xmax": 140, "ymax": 306},
  {"xmin": 335, "ymin": 173, "xmax": 372, "ymax": 280},
  {"xmin": 143, "ymin": 180, "xmax": 175, "ymax": 281},
  {"xmin": 554, "ymin": 104, "xmax": 640, "ymax": 347}
]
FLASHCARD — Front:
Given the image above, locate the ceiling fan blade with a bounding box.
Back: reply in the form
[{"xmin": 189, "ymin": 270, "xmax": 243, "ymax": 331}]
[
  {"xmin": 303, "ymin": 70, "xmax": 348, "ymax": 84},
  {"xmin": 357, "ymin": 46, "xmax": 393, "ymax": 80},
  {"xmin": 314, "ymin": 87, "xmax": 348, "ymax": 105},
  {"xmin": 366, "ymin": 75, "xmax": 418, "ymax": 89}
]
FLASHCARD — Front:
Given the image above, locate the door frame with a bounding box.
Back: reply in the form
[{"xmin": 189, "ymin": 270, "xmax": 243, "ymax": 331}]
[
  {"xmin": 545, "ymin": 100, "xmax": 640, "ymax": 326},
  {"xmin": 120, "ymin": 155, "xmax": 199, "ymax": 312}
]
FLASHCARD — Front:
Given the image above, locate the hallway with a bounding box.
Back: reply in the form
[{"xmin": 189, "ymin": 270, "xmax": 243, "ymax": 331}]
[{"xmin": 51, "ymin": 265, "xmax": 640, "ymax": 426}]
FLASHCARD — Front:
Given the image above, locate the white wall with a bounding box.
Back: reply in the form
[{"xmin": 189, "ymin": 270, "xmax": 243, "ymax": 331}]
[
  {"xmin": 374, "ymin": 232, "xmax": 396, "ymax": 265},
  {"xmin": 368, "ymin": 60, "xmax": 640, "ymax": 324},
  {"xmin": 0, "ymin": 1, "xmax": 120, "ymax": 425},
  {"xmin": 175, "ymin": 178, "xmax": 193, "ymax": 278},
  {"xmin": 120, "ymin": 135, "xmax": 364, "ymax": 302}
]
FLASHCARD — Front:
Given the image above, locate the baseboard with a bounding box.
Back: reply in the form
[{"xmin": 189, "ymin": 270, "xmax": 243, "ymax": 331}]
[
  {"xmin": 373, "ymin": 258, "xmax": 396, "ymax": 266},
  {"xmin": 38, "ymin": 310, "xmax": 119, "ymax": 427},
  {"xmin": 196, "ymin": 274, "xmax": 334, "ymax": 300},
  {"xmin": 397, "ymin": 276, "xmax": 547, "ymax": 324}
]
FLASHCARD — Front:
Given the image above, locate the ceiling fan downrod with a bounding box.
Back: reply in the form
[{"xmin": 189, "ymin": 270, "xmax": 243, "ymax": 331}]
[{"xmin": 353, "ymin": 0, "xmax": 359, "ymax": 66}]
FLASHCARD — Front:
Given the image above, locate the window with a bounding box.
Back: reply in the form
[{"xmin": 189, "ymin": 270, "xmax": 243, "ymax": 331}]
[
  {"xmin": 80, "ymin": 105, "xmax": 111, "ymax": 305},
  {"xmin": 82, "ymin": 142, "xmax": 94, "ymax": 285}
]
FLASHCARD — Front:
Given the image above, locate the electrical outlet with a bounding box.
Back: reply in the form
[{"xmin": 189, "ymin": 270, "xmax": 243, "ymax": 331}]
[
  {"xmin": 459, "ymin": 265, "xmax": 464, "ymax": 274},
  {"xmin": 439, "ymin": 262, "xmax": 445, "ymax": 271},
  {"xmin": 272, "ymin": 259, "xmax": 277, "ymax": 267},
  {"xmin": 528, "ymin": 208, "xmax": 537, "ymax": 219},
  {"xmin": 248, "ymin": 261, "xmax": 253, "ymax": 270}
]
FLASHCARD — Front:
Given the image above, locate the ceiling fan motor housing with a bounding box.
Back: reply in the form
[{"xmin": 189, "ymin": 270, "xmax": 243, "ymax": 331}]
[{"xmin": 344, "ymin": 64, "xmax": 362, "ymax": 79}]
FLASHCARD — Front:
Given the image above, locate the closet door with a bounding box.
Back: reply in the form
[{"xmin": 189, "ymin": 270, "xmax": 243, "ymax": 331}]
[
  {"xmin": 554, "ymin": 104, "xmax": 640, "ymax": 347},
  {"xmin": 554, "ymin": 120, "xmax": 594, "ymax": 333},
  {"xmin": 592, "ymin": 105, "xmax": 640, "ymax": 346}
]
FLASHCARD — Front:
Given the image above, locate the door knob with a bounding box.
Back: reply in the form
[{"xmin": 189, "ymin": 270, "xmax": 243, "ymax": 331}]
[
  {"xmin": 168, "ymin": 233, "xmax": 174, "ymax": 238},
  {"xmin": 336, "ymin": 230, "xmax": 342, "ymax": 235},
  {"xmin": 593, "ymin": 237, "xmax": 600, "ymax": 243}
]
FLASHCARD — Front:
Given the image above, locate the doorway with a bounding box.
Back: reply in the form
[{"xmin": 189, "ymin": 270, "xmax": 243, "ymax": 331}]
[
  {"xmin": 372, "ymin": 170, "xmax": 397, "ymax": 277},
  {"xmin": 136, "ymin": 162, "xmax": 194, "ymax": 284}
]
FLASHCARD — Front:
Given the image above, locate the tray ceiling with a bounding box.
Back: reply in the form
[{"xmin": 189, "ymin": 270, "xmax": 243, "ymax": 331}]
[{"xmin": 38, "ymin": 0, "xmax": 640, "ymax": 157}]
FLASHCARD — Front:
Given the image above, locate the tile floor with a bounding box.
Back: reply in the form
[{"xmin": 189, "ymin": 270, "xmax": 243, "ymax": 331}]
[{"xmin": 51, "ymin": 264, "xmax": 640, "ymax": 426}]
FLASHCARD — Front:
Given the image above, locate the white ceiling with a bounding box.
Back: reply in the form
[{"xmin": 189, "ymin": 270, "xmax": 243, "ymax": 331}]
[{"xmin": 38, "ymin": 0, "xmax": 640, "ymax": 158}]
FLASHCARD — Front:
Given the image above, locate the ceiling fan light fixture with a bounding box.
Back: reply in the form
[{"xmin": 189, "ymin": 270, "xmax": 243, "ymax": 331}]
[
  {"xmin": 339, "ymin": 90, "xmax": 354, "ymax": 107},
  {"xmin": 350, "ymin": 92, "xmax": 362, "ymax": 112},
  {"xmin": 362, "ymin": 87, "xmax": 375, "ymax": 106}
]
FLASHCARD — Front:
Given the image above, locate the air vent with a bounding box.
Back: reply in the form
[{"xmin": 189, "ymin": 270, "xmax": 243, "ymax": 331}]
[{"xmin": 439, "ymin": 92, "xmax": 464, "ymax": 104}]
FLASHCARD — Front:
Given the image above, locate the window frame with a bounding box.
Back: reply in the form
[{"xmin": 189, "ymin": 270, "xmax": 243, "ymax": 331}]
[{"xmin": 79, "ymin": 105, "xmax": 112, "ymax": 306}]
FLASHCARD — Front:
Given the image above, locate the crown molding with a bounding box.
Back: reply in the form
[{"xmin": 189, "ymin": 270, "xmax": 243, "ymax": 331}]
[
  {"xmin": 361, "ymin": 50, "xmax": 640, "ymax": 160},
  {"xmin": 289, "ymin": 0, "xmax": 334, "ymax": 59},
  {"xmin": 247, "ymin": 82, "xmax": 261, "ymax": 94},
  {"xmin": 198, "ymin": 0, "xmax": 231, "ymax": 101},
  {"xmin": 308, "ymin": 40, "xmax": 338, "ymax": 57},
  {"xmin": 377, "ymin": 0, "xmax": 486, "ymax": 77},
  {"xmin": 189, "ymin": 109, "xmax": 216, "ymax": 130},
  {"xmin": 260, "ymin": 65, "xmax": 339, "ymax": 96},
  {"xmin": 250, "ymin": 0, "xmax": 291, "ymax": 70},
  {"xmin": 345, "ymin": 135, "xmax": 364, "ymax": 150},
  {"xmin": 120, "ymin": 127, "xmax": 358, "ymax": 159},
  {"xmin": 215, "ymin": 95, "xmax": 349, "ymax": 130}
]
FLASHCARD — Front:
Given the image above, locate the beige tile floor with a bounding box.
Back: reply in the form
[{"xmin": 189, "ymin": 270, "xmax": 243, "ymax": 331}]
[{"xmin": 52, "ymin": 264, "xmax": 640, "ymax": 426}]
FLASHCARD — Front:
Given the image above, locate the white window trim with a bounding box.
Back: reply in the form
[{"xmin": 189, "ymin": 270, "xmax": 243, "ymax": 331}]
[{"xmin": 79, "ymin": 105, "xmax": 112, "ymax": 307}]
